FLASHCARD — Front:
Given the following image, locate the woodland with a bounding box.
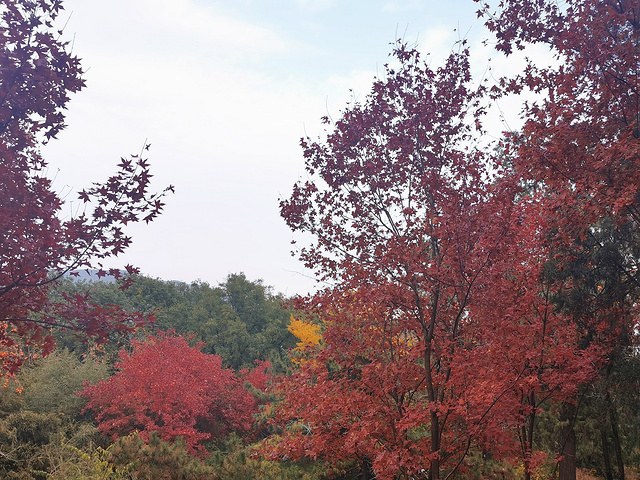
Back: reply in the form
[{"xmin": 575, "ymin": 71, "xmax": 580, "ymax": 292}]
[{"xmin": 1, "ymin": 0, "xmax": 640, "ymax": 479}]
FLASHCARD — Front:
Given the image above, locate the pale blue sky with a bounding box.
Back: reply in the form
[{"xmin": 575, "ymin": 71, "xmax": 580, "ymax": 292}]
[{"xmin": 43, "ymin": 0, "xmax": 532, "ymax": 295}]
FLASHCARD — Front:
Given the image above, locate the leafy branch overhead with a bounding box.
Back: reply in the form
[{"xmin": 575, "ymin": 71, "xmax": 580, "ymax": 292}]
[{"xmin": 0, "ymin": 0, "xmax": 173, "ymax": 374}]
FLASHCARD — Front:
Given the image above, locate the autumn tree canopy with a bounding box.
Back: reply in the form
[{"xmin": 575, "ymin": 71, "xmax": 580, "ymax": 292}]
[
  {"xmin": 476, "ymin": 2, "xmax": 640, "ymax": 477},
  {"xmin": 276, "ymin": 43, "xmax": 528, "ymax": 480},
  {"xmin": 273, "ymin": 1, "xmax": 640, "ymax": 479}
]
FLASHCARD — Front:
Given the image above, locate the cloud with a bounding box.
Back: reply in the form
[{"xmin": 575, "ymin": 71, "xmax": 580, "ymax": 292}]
[
  {"xmin": 292, "ymin": 0, "xmax": 337, "ymax": 13},
  {"xmin": 382, "ymin": 1, "xmax": 424, "ymax": 14},
  {"xmin": 45, "ymin": 1, "xmax": 336, "ymax": 295},
  {"xmin": 47, "ymin": 0, "xmax": 504, "ymax": 295},
  {"xmin": 417, "ymin": 25, "xmax": 458, "ymax": 58},
  {"xmin": 146, "ymin": 0, "xmax": 289, "ymax": 56},
  {"xmin": 62, "ymin": 0, "xmax": 290, "ymax": 65}
]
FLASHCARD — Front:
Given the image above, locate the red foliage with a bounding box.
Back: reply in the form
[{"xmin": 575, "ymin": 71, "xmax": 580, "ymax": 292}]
[
  {"xmin": 275, "ymin": 43, "xmax": 520, "ymax": 479},
  {"xmin": 0, "ymin": 1, "xmax": 172, "ymax": 374},
  {"xmin": 472, "ymin": 3, "xmax": 640, "ymax": 475},
  {"xmin": 79, "ymin": 332, "xmax": 269, "ymax": 455},
  {"xmin": 240, "ymin": 359, "xmax": 272, "ymax": 392},
  {"xmin": 477, "ymin": 0, "xmax": 640, "ymax": 233},
  {"xmin": 273, "ymin": 37, "xmax": 616, "ymax": 480}
]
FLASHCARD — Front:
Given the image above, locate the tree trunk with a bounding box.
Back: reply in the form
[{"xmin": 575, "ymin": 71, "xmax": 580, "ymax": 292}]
[
  {"xmin": 606, "ymin": 393, "xmax": 625, "ymax": 480},
  {"xmin": 522, "ymin": 392, "xmax": 536, "ymax": 480},
  {"xmin": 429, "ymin": 410, "xmax": 440, "ymax": 480},
  {"xmin": 357, "ymin": 458, "xmax": 375, "ymax": 480},
  {"xmin": 601, "ymin": 422, "xmax": 614, "ymax": 480},
  {"xmin": 424, "ymin": 286, "xmax": 441, "ymax": 480},
  {"xmin": 558, "ymin": 402, "xmax": 577, "ymax": 480}
]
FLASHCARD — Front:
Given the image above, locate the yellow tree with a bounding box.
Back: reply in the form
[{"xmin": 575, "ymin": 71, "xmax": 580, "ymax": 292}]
[{"xmin": 287, "ymin": 315, "xmax": 322, "ymax": 364}]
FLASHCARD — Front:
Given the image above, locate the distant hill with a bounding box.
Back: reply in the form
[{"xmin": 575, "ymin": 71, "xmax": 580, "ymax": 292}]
[{"xmin": 65, "ymin": 269, "xmax": 118, "ymax": 283}]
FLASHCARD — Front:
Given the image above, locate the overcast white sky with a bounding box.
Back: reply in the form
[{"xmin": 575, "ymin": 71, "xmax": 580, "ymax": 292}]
[{"xmin": 42, "ymin": 0, "xmax": 532, "ymax": 296}]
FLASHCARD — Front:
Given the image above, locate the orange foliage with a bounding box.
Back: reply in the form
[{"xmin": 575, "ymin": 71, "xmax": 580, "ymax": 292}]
[{"xmin": 287, "ymin": 315, "xmax": 322, "ymax": 364}]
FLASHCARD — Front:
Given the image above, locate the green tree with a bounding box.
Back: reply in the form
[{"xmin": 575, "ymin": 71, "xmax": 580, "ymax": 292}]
[
  {"xmin": 107, "ymin": 433, "xmax": 215, "ymax": 480},
  {"xmin": 56, "ymin": 273, "xmax": 298, "ymax": 370},
  {"xmin": 18, "ymin": 350, "xmax": 109, "ymax": 418},
  {"xmin": 0, "ymin": 351, "xmax": 109, "ymax": 479}
]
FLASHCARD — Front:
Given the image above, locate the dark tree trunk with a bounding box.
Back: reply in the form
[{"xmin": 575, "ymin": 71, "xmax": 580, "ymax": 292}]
[
  {"xmin": 606, "ymin": 393, "xmax": 625, "ymax": 480},
  {"xmin": 429, "ymin": 410, "xmax": 441, "ymax": 480},
  {"xmin": 601, "ymin": 422, "xmax": 614, "ymax": 480},
  {"xmin": 522, "ymin": 412, "xmax": 535, "ymax": 480},
  {"xmin": 558, "ymin": 402, "xmax": 577, "ymax": 480},
  {"xmin": 358, "ymin": 459, "xmax": 375, "ymax": 480}
]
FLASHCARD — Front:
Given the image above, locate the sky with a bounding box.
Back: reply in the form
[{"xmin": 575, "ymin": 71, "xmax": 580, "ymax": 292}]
[{"xmin": 42, "ymin": 0, "xmax": 537, "ymax": 296}]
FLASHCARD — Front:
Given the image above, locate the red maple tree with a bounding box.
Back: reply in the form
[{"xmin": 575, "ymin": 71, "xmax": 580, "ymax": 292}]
[
  {"xmin": 274, "ymin": 43, "xmax": 539, "ymax": 479},
  {"xmin": 0, "ymin": 0, "xmax": 173, "ymax": 374},
  {"xmin": 476, "ymin": 0, "xmax": 640, "ymax": 236},
  {"xmin": 79, "ymin": 332, "xmax": 270, "ymax": 455},
  {"xmin": 273, "ymin": 32, "xmax": 620, "ymax": 480},
  {"xmin": 476, "ymin": 2, "xmax": 640, "ymax": 478}
]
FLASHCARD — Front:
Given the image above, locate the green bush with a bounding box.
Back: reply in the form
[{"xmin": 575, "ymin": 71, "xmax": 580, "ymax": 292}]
[
  {"xmin": 108, "ymin": 432, "xmax": 217, "ymax": 480},
  {"xmin": 18, "ymin": 350, "xmax": 110, "ymax": 418}
]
